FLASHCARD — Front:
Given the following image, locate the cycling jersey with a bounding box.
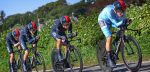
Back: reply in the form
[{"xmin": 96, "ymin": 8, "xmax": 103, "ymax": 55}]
[
  {"xmin": 19, "ymin": 23, "xmax": 37, "ymax": 50},
  {"xmin": 51, "ymin": 19, "xmax": 72, "ymax": 40},
  {"xmin": 98, "ymin": 4, "xmax": 126, "ymax": 37},
  {"xmin": 6, "ymin": 32, "xmax": 18, "ymax": 53}
]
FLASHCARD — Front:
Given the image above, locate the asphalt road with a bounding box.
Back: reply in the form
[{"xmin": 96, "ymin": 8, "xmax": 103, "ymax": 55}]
[{"xmin": 45, "ymin": 61, "xmax": 150, "ymax": 72}]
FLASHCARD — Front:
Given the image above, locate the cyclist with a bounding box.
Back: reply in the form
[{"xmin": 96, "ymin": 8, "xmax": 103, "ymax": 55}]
[
  {"xmin": 51, "ymin": 16, "xmax": 72, "ymax": 62},
  {"xmin": 71, "ymin": 12, "xmax": 78, "ymax": 23},
  {"xmin": 19, "ymin": 21, "xmax": 39, "ymax": 71},
  {"xmin": 38, "ymin": 18, "xmax": 45, "ymax": 31},
  {"xmin": 6, "ymin": 29, "xmax": 20, "ymax": 71},
  {"xmin": 98, "ymin": 0, "xmax": 131, "ymax": 68}
]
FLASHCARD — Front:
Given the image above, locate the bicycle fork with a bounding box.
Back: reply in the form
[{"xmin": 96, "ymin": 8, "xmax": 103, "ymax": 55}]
[{"xmin": 113, "ymin": 37, "xmax": 126, "ymax": 60}]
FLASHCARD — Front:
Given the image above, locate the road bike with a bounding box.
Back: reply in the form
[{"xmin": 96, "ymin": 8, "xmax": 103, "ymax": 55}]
[{"xmin": 96, "ymin": 25, "xmax": 142, "ymax": 72}]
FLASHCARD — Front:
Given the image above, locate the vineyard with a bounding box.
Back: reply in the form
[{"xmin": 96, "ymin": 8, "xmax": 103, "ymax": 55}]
[{"xmin": 0, "ymin": 1, "xmax": 150, "ymax": 71}]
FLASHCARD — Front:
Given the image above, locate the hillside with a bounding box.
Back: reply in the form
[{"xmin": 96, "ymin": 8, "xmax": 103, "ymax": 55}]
[{"xmin": 0, "ymin": 0, "xmax": 150, "ymax": 71}]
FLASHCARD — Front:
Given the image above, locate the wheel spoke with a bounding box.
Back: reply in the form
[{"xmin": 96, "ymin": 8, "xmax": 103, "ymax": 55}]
[
  {"xmin": 69, "ymin": 47, "xmax": 83, "ymax": 72},
  {"xmin": 122, "ymin": 36, "xmax": 142, "ymax": 71}
]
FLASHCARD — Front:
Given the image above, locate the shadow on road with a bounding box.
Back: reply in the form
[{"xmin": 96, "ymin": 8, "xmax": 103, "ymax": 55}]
[
  {"xmin": 80, "ymin": 62, "xmax": 150, "ymax": 72},
  {"xmin": 139, "ymin": 64, "xmax": 150, "ymax": 71},
  {"xmin": 46, "ymin": 62, "xmax": 150, "ymax": 72}
]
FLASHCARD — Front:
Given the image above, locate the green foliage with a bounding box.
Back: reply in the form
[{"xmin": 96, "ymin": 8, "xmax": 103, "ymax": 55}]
[
  {"xmin": 1, "ymin": 1, "xmax": 150, "ymax": 72},
  {"xmin": 0, "ymin": 30, "xmax": 10, "ymax": 71},
  {"xmin": 126, "ymin": 3, "xmax": 150, "ymax": 60}
]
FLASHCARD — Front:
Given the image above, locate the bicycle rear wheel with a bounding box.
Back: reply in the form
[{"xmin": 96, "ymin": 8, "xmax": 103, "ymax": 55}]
[
  {"xmin": 96, "ymin": 40, "xmax": 112, "ymax": 72},
  {"xmin": 26, "ymin": 58, "xmax": 32, "ymax": 71},
  {"xmin": 32, "ymin": 52, "xmax": 46, "ymax": 72},
  {"xmin": 17, "ymin": 58, "xmax": 25, "ymax": 72},
  {"xmin": 51, "ymin": 49, "xmax": 64, "ymax": 72},
  {"xmin": 68, "ymin": 46, "xmax": 83, "ymax": 72},
  {"xmin": 122, "ymin": 35, "xmax": 142, "ymax": 71}
]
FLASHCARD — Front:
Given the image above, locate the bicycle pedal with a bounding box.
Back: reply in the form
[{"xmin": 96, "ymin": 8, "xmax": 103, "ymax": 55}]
[
  {"xmin": 36, "ymin": 61, "xmax": 41, "ymax": 65},
  {"xmin": 103, "ymin": 56, "xmax": 107, "ymax": 60},
  {"xmin": 56, "ymin": 61, "xmax": 64, "ymax": 65},
  {"xmin": 31, "ymin": 64, "xmax": 36, "ymax": 68}
]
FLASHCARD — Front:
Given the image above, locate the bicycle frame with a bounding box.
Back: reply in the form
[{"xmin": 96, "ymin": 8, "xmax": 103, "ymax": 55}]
[
  {"xmin": 63, "ymin": 38, "xmax": 80, "ymax": 64},
  {"xmin": 64, "ymin": 40, "xmax": 74, "ymax": 60},
  {"xmin": 113, "ymin": 28, "xmax": 125, "ymax": 60},
  {"xmin": 15, "ymin": 49, "xmax": 26, "ymax": 72},
  {"xmin": 30, "ymin": 47, "xmax": 36, "ymax": 65},
  {"xmin": 30, "ymin": 46, "xmax": 42, "ymax": 66},
  {"xmin": 113, "ymin": 26, "xmax": 140, "ymax": 60}
]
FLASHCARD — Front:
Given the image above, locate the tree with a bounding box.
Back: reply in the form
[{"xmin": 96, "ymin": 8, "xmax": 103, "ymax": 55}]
[
  {"xmin": 80, "ymin": 0, "xmax": 85, "ymax": 3},
  {"xmin": 0, "ymin": 10, "xmax": 5, "ymax": 25},
  {"xmin": 58, "ymin": 0, "xmax": 68, "ymax": 5}
]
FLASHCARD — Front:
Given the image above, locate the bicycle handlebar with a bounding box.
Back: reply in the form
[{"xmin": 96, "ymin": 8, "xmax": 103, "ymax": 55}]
[
  {"xmin": 68, "ymin": 38, "xmax": 81, "ymax": 43},
  {"xmin": 127, "ymin": 29, "xmax": 141, "ymax": 36},
  {"xmin": 118, "ymin": 24, "xmax": 141, "ymax": 36},
  {"xmin": 68, "ymin": 32, "xmax": 78, "ymax": 38},
  {"xmin": 67, "ymin": 32, "xmax": 81, "ymax": 43}
]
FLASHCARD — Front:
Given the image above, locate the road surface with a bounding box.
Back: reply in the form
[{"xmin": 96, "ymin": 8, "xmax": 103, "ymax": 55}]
[{"xmin": 44, "ymin": 61, "xmax": 150, "ymax": 72}]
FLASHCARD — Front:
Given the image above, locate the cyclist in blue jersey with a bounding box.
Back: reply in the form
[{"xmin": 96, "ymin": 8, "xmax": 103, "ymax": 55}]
[
  {"xmin": 19, "ymin": 21, "xmax": 39, "ymax": 70},
  {"xmin": 6, "ymin": 29, "xmax": 20, "ymax": 71},
  {"xmin": 98, "ymin": 0, "xmax": 131, "ymax": 68},
  {"xmin": 51, "ymin": 16, "xmax": 72, "ymax": 61}
]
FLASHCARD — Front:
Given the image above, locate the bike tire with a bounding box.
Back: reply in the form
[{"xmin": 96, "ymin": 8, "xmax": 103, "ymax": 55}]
[
  {"xmin": 121, "ymin": 35, "xmax": 142, "ymax": 72},
  {"xmin": 51, "ymin": 49, "xmax": 64, "ymax": 72},
  {"xmin": 68, "ymin": 46, "xmax": 83, "ymax": 72},
  {"xmin": 8, "ymin": 59, "xmax": 17, "ymax": 72},
  {"xmin": 26, "ymin": 58, "xmax": 32, "ymax": 72},
  {"xmin": 17, "ymin": 58, "xmax": 25, "ymax": 72},
  {"xmin": 96, "ymin": 40, "xmax": 112, "ymax": 72},
  {"xmin": 32, "ymin": 52, "xmax": 46, "ymax": 72}
]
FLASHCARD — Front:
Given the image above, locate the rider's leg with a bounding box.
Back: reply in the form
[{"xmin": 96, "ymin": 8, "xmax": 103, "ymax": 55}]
[
  {"xmin": 106, "ymin": 36, "xmax": 112, "ymax": 52},
  {"xmin": 56, "ymin": 38, "xmax": 62, "ymax": 50},
  {"xmin": 56, "ymin": 38, "xmax": 63, "ymax": 61},
  {"xmin": 6, "ymin": 40, "xmax": 15, "ymax": 71},
  {"xmin": 61, "ymin": 39, "xmax": 70, "ymax": 68},
  {"xmin": 19, "ymin": 36, "xmax": 29, "ymax": 71},
  {"xmin": 24, "ymin": 50, "xmax": 29, "ymax": 62},
  {"xmin": 106, "ymin": 34, "xmax": 116, "ymax": 68},
  {"xmin": 9, "ymin": 53, "xmax": 14, "ymax": 64},
  {"xmin": 99, "ymin": 21, "xmax": 116, "ymax": 67},
  {"xmin": 7, "ymin": 45, "xmax": 14, "ymax": 64},
  {"xmin": 9, "ymin": 53, "xmax": 15, "ymax": 71},
  {"xmin": 51, "ymin": 31, "xmax": 65, "ymax": 61}
]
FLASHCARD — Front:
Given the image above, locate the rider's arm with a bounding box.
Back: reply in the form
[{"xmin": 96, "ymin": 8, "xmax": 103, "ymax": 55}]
[
  {"xmin": 25, "ymin": 29, "xmax": 36, "ymax": 44},
  {"xmin": 10, "ymin": 38, "xmax": 16, "ymax": 45},
  {"xmin": 9, "ymin": 35, "xmax": 19, "ymax": 47},
  {"xmin": 33, "ymin": 30, "xmax": 38, "ymax": 37},
  {"xmin": 8, "ymin": 33, "xmax": 17, "ymax": 45},
  {"xmin": 14, "ymin": 42, "xmax": 20, "ymax": 47},
  {"xmin": 108, "ymin": 11, "xmax": 126, "ymax": 27}
]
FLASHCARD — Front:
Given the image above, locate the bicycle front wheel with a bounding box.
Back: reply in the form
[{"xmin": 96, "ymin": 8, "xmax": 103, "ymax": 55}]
[
  {"xmin": 122, "ymin": 35, "xmax": 142, "ymax": 71},
  {"xmin": 51, "ymin": 49, "xmax": 64, "ymax": 72},
  {"xmin": 68, "ymin": 46, "xmax": 83, "ymax": 72},
  {"xmin": 32, "ymin": 52, "xmax": 46, "ymax": 72}
]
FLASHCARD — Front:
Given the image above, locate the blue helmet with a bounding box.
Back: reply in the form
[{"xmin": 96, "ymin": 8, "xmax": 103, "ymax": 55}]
[
  {"xmin": 27, "ymin": 21, "xmax": 37, "ymax": 30},
  {"xmin": 60, "ymin": 16, "xmax": 71, "ymax": 24},
  {"xmin": 113, "ymin": 0, "xmax": 126, "ymax": 11},
  {"xmin": 12, "ymin": 29, "xmax": 20, "ymax": 37}
]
